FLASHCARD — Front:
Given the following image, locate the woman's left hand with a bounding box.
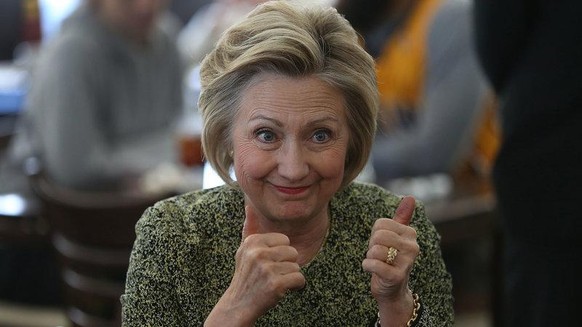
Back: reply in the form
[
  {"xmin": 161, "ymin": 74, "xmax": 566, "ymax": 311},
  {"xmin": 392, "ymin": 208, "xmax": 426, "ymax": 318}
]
[{"xmin": 362, "ymin": 196, "xmax": 419, "ymax": 304}]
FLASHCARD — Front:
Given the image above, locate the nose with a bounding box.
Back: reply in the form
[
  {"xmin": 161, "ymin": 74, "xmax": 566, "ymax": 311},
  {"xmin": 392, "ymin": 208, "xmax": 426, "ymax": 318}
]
[{"xmin": 277, "ymin": 140, "xmax": 309, "ymax": 181}]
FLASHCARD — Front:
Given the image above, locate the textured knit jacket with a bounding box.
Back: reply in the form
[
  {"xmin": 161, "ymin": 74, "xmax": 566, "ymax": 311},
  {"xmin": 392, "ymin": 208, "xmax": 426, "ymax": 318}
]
[{"xmin": 122, "ymin": 182, "xmax": 453, "ymax": 326}]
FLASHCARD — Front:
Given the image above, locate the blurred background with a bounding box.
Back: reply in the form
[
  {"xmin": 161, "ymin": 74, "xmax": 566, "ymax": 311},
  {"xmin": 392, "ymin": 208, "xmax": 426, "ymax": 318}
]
[{"xmin": 1, "ymin": 0, "xmax": 498, "ymax": 326}]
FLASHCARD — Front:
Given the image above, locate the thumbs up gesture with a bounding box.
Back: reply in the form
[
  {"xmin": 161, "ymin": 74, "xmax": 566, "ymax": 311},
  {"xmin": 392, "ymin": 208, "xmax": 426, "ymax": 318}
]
[
  {"xmin": 362, "ymin": 196, "xmax": 420, "ymax": 303},
  {"xmin": 207, "ymin": 205, "xmax": 305, "ymax": 326}
]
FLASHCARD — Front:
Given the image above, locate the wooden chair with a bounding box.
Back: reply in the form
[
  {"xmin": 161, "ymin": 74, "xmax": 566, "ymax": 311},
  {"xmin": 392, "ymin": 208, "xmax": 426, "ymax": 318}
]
[
  {"xmin": 30, "ymin": 174, "xmax": 170, "ymax": 327},
  {"xmin": 0, "ymin": 191, "xmax": 62, "ymax": 307},
  {"xmin": 1, "ymin": 127, "xmax": 60, "ymax": 305}
]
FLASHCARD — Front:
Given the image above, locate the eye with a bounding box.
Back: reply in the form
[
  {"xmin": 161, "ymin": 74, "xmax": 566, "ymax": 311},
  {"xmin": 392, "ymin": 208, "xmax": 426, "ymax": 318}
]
[
  {"xmin": 256, "ymin": 129, "xmax": 277, "ymax": 143},
  {"xmin": 312, "ymin": 129, "xmax": 331, "ymax": 143}
]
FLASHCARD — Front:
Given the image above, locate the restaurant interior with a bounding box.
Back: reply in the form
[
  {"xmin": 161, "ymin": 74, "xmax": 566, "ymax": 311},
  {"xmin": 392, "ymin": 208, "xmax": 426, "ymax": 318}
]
[{"xmin": 1, "ymin": 0, "xmax": 498, "ymax": 326}]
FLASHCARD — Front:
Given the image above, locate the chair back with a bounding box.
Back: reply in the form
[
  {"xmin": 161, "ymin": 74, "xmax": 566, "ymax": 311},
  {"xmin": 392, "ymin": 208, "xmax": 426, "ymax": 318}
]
[{"xmin": 31, "ymin": 174, "xmax": 168, "ymax": 327}]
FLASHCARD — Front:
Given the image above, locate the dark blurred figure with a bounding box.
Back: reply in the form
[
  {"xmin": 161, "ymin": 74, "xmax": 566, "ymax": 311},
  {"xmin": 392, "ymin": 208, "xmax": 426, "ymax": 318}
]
[
  {"xmin": 336, "ymin": 0, "xmax": 491, "ymax": 185},
  {"xmin": 474, "ymin": 1, "xmax": 582, "ymax": 326},
  {"xmin": 7, "ymin": 0, "xmax": 184, "ymax": 192},
  {"xmin": 0, "ymin": 0, "xmax": 23, "ymax": 61}
]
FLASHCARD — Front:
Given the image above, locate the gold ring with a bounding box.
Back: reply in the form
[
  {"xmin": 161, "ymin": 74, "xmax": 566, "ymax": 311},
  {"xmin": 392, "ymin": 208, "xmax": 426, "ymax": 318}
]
[{"xmin": 386, "ymin": 246, "xmax": 398, "ymax": 265}]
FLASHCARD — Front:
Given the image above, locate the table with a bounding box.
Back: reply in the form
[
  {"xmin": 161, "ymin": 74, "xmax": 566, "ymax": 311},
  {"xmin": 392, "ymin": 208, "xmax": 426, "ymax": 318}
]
[{"xmin": 425, "ymin": 174, "xmax": 499, "ymax": 245}]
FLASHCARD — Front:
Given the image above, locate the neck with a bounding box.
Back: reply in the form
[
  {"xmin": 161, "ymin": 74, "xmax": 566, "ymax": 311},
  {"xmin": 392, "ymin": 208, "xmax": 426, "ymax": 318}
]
[
  {"xmin": 249, "ymin": 206, "xmax": 331, "ymax": 267},
  {"xmin": 287, "ymin": 218, "xmax": 330, "ymax": 266}
]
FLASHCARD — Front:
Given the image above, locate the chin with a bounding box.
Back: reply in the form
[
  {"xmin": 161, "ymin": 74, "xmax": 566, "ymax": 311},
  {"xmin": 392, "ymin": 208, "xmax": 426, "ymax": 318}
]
[{"xmin": 270, "ymin": 203, "xmax": 318, "ymax": 222}]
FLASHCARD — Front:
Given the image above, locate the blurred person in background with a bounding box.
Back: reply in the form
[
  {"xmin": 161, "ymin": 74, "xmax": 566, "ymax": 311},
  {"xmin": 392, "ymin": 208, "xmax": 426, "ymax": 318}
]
[
  {"xmin": 336, "ymin": 0, "xmax": 492, "ymax": 186},
  {"xmin": 168, "ymin": 0, "xmax": 213, "ymax": 27},
  {"xmin": 5, "ymin": 0, "xmax": 184, "ymax": 192},
  {"xmin": 176, "ymin": 0, "xmax": 334, "ymax": 68},
  {"xmin": 176, "ymin": 0, "xmax": 266, "ymax": 68},
  {"xmin": 474, "ymin": 0, "xmax": 582, "ymax": 326}
]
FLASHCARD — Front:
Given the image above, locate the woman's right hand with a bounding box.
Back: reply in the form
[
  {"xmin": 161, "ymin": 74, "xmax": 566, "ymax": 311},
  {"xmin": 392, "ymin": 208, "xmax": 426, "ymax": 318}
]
[{"xmin": 205, "ymin": 206, "xmax": 305, "ymax": 327}]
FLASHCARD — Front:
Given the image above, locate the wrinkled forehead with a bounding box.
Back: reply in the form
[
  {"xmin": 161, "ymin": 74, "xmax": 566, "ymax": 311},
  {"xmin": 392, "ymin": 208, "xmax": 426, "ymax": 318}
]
[{"xmin": 235, "ymin": 73, "xmax": 347, "ymax": 124}]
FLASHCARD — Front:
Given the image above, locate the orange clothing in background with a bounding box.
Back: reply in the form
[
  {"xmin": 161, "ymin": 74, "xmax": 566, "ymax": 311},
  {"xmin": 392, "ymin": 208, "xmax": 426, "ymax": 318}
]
[
  {"xmin": 374, "ymin": 0, "xmax": 499, "ymax": 177},
  {"xmin": 376, "ymin": 0, "xmax": 443, "ymax": 113},
  {"xmin": 469, "ymin": 93, "xmax": 500, "ymax": 175}
]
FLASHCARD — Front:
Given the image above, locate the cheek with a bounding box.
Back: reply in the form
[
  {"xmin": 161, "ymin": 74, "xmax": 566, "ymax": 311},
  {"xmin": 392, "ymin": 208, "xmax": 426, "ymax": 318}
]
[
  {"xmin": 233, "ymin": 143, "xmax": 272, "ymax": 181},
  {"xmin": 317, "ymin": 146, "xmax": 348, "ymax": 179}
]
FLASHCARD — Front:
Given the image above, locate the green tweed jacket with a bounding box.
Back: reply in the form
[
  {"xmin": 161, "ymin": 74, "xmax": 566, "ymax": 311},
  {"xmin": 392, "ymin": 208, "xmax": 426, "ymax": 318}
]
[{"xmin": 121, "ymin": 182, "xmax": 453, "ymax": 326}]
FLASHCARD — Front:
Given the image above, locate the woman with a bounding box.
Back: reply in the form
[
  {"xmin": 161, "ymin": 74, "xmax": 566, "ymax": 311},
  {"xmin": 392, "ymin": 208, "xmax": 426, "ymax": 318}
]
[{"xmin": 121, "ymin": 1, "xmax": 453, "ymax": 326}]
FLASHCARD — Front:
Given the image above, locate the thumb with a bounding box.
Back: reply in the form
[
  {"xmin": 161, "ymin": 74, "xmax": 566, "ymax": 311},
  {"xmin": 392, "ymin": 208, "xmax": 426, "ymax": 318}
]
[
  {"xmin": 393, "ymin": 196, "xmax": 416, "ymax": 226},
  {"xmin": 242, "ymin": 205, "xmax": 261, "ymax": 240}
]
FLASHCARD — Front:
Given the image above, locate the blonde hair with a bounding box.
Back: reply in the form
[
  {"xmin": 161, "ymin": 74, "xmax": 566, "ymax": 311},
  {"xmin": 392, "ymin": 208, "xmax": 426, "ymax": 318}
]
[{"xmin": 199, "ymin": 0, "xmax": 378, "ymax": 188}]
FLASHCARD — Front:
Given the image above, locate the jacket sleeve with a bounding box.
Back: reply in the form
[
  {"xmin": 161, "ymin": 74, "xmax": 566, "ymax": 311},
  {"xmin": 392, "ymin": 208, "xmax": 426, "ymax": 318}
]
[{"xmin": 408, "ymin": 202, "xmax": 454, "ymax": 326}]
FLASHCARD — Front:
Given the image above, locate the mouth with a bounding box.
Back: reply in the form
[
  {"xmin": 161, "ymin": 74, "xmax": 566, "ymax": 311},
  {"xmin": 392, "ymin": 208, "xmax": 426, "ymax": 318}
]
[{"xmin": 274, "ymin": 185, "xmax": 310, "ymax": 195}]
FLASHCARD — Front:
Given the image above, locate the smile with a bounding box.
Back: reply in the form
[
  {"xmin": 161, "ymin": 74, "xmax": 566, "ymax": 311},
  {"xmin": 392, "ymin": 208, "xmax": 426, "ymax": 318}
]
[{"xmin": 274, "ymin": 185, "xmax": 310, "ymax": 195}]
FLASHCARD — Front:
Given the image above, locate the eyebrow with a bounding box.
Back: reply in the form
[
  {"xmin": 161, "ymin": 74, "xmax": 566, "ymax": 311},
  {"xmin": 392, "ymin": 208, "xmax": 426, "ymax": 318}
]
[
  {"xmin": 249, "ymin": 115, "xmax": 283, "ymax": 127},
  {"xmin": 249, "ymin": 114, "xmax": 340, "ymax": 127}
]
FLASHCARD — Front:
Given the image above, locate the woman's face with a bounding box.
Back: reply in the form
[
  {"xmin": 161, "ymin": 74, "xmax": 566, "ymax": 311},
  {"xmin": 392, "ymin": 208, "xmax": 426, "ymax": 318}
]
[{"xmin": 232, "ymin": 73, "xmax": 350, "ymax": 226}]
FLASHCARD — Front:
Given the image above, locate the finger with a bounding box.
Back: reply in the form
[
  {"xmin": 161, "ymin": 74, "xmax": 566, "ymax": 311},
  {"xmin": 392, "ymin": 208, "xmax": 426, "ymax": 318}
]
[
  {"xmin": 266, "ymin": 271, "xmax": 306, "ymax": 299},
  {"xmin": 366, "ymin": 243, "xmax": 417, "ymax": 265},
  {"xmin": 242, "ymin": 205, "xmax": 261, "ymax": 240},
  {"xmin": 267, "ymin": 245, "xmax": 299, "ymax": 262},
  {"xmin": 268, "ymin": 260, "xmax": 301, "ymax": 275},
  {"xmin": 370, "ymin": 218, "xmax": 412, "ymax": 238},
  {"xmin": 362, "ymin": 257, "xmax": 400, "ymax": 277},
  {"xmin": 366, "ymin": 244, "xmax": 400, "ymax": 262},
  {"xmin": 242, "ymin": 233, "xmax": 291, "ymax": 248},
  {"xmin": 282, "ymin": 271, "xmax": 306, "ymax": 291},
  {"xmin": 393, "ymin": 196, "xmax": 415, "ymax": 226}
]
